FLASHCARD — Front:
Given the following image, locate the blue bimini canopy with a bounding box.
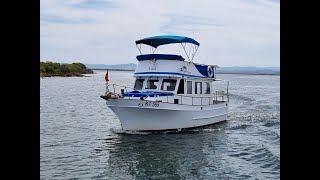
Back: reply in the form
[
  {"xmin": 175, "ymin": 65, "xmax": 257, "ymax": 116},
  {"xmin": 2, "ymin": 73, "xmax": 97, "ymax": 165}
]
[
  {"xmin": 135, "ymin": 35, "xmax": 200, "ymax": 48},
  {"xmin": 136, "ymin": 54, "xmax": 185, "ymax": 61}
]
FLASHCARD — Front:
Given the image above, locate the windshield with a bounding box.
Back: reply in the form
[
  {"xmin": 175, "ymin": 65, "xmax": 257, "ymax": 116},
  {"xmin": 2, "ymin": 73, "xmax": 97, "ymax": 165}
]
[
  {"xmin": 133, "ymin": 79, "xmax": 144, "ymax": 90},
  {"xmin": 161, "ymin": 79, "xmax": 177, "ymax": 91},
  {"xmin": 145, "ymin": 79, "xmax": 159, "ymax": 90}
]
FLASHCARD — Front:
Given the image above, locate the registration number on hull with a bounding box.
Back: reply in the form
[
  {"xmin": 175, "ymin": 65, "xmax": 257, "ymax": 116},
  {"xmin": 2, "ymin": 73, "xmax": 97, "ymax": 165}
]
[{"xmin": 138, "ymin": 101, "xmax": 159, "ymax": 107}]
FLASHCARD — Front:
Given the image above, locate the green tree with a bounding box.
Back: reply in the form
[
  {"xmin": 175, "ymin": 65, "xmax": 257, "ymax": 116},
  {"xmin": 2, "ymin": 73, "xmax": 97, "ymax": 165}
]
[
  {"xmin": 40, "ymin": 61, "xmax": 93, "ymax": 76},
  {"xmin": 40, "ymin": 66, "xmax": 46, "ymax": 73}
]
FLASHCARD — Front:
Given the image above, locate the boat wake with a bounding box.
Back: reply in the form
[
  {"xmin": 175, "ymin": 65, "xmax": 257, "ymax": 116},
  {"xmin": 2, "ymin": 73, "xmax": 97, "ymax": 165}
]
[
  {"xmin": 110, "ymin": 126, "xmax": 223, "ymax": 135},
  {"xmin": 110, "ymin": 128, "xmax": 151, "ymax": 135}
]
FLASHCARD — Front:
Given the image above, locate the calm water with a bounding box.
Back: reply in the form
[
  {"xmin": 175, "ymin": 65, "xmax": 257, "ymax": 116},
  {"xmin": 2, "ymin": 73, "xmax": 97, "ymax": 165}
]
[{"xmin": 40, "ymin": 71, "xmax": 280, "ymax": 179}]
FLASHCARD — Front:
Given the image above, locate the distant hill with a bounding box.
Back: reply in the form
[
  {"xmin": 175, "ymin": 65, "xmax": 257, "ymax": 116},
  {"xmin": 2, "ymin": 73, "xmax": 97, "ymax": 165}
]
[
  {"xmin": 216, "ymin": 66, "xmax": 280, "ymax": 75},
  {"xmin": 85, "ymin": 63, "xmax": 279, "ymax": 75}
]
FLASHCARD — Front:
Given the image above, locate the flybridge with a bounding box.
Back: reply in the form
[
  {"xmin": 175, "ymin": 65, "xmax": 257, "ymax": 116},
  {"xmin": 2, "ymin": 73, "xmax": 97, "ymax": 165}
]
[
  {"xmin": 134, "ymin": 35, "xmax": 217, "ymax": 79},
  {"xmin": 135, "ymin": 35, "xmax": 200, "ymax": 62}
]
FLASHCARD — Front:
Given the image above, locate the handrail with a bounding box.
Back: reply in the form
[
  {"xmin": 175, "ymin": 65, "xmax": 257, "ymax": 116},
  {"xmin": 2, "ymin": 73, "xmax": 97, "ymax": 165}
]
[
  {"xmin": 158, "ymin": 93, "xmax": 227, "ymax": 105},
  {"xmin": 163, "ymin": 94, "xmax": 227, "ymax": 106},
  {"xmin": 105, "ymin": 82, "xmax": 229, "ymax": 106},
  {"xmin": 107, "ymin": 83, "xmax": 133, "ymax": 90}
]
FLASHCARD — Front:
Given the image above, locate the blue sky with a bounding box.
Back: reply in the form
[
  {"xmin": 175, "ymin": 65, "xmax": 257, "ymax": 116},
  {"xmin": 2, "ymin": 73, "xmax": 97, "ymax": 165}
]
[{"xmin": 40, "ymin": 0, "xmax": 280, "ymax": 67}]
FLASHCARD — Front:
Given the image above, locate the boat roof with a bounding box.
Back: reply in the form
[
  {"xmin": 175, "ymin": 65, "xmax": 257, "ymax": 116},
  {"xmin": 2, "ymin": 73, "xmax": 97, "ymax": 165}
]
[
  {"xmin": 136, "ymin": 54, "xmax": 185, "ymax": 61},
  {"xmin": 135, "ymin": 35, "xmax": 200, "ymax": 48}
]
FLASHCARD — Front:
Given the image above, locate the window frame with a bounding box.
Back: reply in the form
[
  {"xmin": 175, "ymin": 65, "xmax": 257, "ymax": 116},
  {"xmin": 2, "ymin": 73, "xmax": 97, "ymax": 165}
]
[
  {"xmin": 186, "ymin": 80, "xmax": 193, "ymax": 94},
  {"xmin": 195, "ymin": 81, "xmax": 203, "ymax": 95},
  {"xmin": 133, "ymin": 78, "xmax": 145, "ymax": 90},
  {"xmin": 177, "ymin": 79, "xmax": 184, "ymax": 94},
  {"xmin": 204, "ymin": 82, "xmax": 211, "ymax": 94},
  {"xmin": 161, "ymin": 79, "xmax": 178, "ymax": 92},
  {"xmin": 145, "ymin": 78, "xmax": 160, "ymax": 90}
]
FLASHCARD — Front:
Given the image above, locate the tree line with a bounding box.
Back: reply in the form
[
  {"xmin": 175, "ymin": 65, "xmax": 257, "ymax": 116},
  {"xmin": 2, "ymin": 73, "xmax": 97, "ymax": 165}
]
[{"xmin": 40, "ymin": 61, "xmax": 93, "ymax": 77}]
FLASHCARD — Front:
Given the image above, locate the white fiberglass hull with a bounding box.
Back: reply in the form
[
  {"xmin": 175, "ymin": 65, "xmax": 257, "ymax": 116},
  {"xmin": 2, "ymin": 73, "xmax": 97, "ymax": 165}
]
[{"xmin": 106, "ymin": 99, "xmax": 228, "ymax": 131}]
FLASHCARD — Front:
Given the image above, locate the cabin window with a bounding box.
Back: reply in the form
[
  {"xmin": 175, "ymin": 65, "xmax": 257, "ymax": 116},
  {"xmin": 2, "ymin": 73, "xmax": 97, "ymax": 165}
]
[
  {"xmin": 161, "ymin": 79, "xmax": 177, "ymax": 91},
  {"xmin": 133, "ymin": 79, "xmax": 144, "ymax": 90},
  {"xmin": 177, "ymin": 79, "xmax": 184, "ymax": 94},
  {"xmin": 204, "ymin": 82, "xmax": 210, "ymax": 94},
  {"xmin": 187, "ymin": 81, "xmax": 192, "ymax": 94},
  {"xmin": 145, "ymin": 79, "xmax": 159, "ymax": 90},
  {"xmin": 195, "ymin": 82, "xmax": 202, "ymax": 94}
]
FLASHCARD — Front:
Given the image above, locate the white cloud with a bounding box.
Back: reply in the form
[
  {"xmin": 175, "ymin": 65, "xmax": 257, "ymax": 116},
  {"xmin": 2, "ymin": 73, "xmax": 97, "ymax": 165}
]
[{"xmin": 40, "ymin": 0, "xmax": 280, "ymax": 67}]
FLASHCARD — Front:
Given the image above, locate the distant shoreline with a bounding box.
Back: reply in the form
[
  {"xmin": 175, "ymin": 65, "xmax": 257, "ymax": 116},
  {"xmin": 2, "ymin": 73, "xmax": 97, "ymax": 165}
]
[
  {"xmin": 215, "ymin": 72, "xmax": 280, "ymax": 76},
  {"xmin": 40, "ymin": 73, "xmax": 94, "ymax": 77},
  {"xmin": 91, "ymin": 69, "xmax": 280, "ymax": 76},
  {"xmin": 90, "ymin": 68, "xmax": 135, "ymax": 71}
]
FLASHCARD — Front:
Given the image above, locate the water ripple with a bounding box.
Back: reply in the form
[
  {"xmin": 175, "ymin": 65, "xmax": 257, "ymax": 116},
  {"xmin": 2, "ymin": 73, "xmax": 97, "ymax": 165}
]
[{"xmin": 41, "ymin": 72, "xmax": 280, "ymax": 179}]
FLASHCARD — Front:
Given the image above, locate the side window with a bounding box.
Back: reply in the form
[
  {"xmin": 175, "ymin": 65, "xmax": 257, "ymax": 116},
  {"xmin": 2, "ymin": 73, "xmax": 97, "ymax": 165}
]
[
  {"xmin": 187, "ymin": 81, "xmax": 192, "ymax": 94},
  {"xmin": 177, "ymin": 79, "xmax": 184, "ymax": 94},
  {"xmin": 133, "ymin": 79, "xmax": 144, "ymax": 90},
  {"xmin": 204, "ymin": 82, "xmax": 210, "ymax": 94},
  {"xmin": 195, "ymin": 82, "xmax": 202, "ymax": 94},
  {"xmin": 145, "ymin": 79, "xmax": 159, "ymax": 90}
]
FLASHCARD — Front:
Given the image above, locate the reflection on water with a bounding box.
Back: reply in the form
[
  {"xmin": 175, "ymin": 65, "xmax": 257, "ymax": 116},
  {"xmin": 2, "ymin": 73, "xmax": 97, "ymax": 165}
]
[
  {"xmin": 106, "ymin": 133, "xmax": 204, "ymax": 179},
  {"xmin": 96, "ymin": 122, "xmax": 261, "ymax": 179}
]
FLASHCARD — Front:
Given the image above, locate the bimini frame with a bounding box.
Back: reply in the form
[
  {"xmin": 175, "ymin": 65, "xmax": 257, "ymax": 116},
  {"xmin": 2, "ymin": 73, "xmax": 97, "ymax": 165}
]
[{"xmin": 135, "ymin": 35, "xmax": 200, "ymax": 62}]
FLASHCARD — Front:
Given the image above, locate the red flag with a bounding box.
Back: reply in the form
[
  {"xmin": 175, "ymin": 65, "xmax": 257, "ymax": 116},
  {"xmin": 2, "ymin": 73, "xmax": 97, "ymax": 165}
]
[{"xmin": 105, "ymin": 69, "xmax": 109, "ymax": 81}]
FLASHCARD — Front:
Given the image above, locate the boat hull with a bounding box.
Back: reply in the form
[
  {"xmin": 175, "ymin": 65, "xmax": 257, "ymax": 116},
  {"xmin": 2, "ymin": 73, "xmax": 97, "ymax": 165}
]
[{"xmin": 106, "ymin": 99, "xmax": 228, "ymax": 131}]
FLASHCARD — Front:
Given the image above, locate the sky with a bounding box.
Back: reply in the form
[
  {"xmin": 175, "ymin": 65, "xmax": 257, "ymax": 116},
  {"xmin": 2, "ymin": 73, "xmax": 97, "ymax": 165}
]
[{"xmin": 40, "ymin": 0, "xmax": 280, "ymax": 67}]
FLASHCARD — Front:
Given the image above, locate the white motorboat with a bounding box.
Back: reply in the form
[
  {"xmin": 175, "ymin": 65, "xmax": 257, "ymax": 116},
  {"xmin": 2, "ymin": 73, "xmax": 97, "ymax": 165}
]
[{"xmin": 101, "ymin": 35, "xmax": 229, "ymax": 131}]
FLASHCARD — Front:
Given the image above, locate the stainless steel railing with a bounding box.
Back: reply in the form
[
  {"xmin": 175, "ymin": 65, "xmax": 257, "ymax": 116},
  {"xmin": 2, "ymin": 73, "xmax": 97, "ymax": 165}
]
[
  {"xmin": 104, "ymin": 81, "xmax": 229, "ymax": 105},
  {"xmin": 161, "ymin": 92, "xmax": 228, "ymax": 106}
]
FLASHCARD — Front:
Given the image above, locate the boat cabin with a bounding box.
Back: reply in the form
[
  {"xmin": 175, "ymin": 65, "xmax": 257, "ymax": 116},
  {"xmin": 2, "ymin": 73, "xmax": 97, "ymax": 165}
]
[
  {"xmin": 111, "ymin": 35, "xmax": 228, "ymax": 105},
  {"xmin": 126, "ymin": 75, "xmax": 226, "ymax": 106},
  {"xmin": 133, "ymin": 77, "xmax": 212, "ymax": 96}
]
